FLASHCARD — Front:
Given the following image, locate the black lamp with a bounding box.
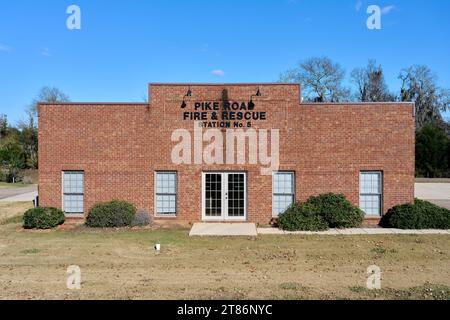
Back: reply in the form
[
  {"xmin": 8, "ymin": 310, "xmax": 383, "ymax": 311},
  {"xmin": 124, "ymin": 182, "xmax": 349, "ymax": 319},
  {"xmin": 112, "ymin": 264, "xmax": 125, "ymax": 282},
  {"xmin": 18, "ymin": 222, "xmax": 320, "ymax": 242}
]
[
  {"xmin": 181, "ymin": 88, "xmax": 192, "ymax": 109},
  {"xmin": 248, "ymin": 88, "xmax": 261, "ymax": 110}
]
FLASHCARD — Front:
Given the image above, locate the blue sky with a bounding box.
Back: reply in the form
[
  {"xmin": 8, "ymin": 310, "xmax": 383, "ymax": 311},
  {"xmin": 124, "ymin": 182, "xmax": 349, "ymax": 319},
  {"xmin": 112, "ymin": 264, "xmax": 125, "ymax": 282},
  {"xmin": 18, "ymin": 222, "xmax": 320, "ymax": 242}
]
[{"xmin": 1, "ymin": 0, "xmax": 449, "ymax": 124}]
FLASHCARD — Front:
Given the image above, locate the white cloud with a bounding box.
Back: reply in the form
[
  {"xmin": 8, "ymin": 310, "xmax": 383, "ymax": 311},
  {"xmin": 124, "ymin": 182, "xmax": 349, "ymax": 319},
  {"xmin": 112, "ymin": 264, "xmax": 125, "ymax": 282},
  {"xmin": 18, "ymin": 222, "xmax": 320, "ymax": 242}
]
[
  {"xmin": 211, "ymin": 69, "xmax": 225, "ymax": 76},
  {"xmin": 0, "ymin": 43, "xmax": 12, "ymax": 52},
  {"xmin": 41, "ymin": 48, "xmax": 51, "ymax": 56},
  {"xmin": 355, "ymin": 0, "xmax": 363, "ymax": 11},
  {"xmin": 381, "ymin": 5, "xmax": 395, "ymax": 15}
]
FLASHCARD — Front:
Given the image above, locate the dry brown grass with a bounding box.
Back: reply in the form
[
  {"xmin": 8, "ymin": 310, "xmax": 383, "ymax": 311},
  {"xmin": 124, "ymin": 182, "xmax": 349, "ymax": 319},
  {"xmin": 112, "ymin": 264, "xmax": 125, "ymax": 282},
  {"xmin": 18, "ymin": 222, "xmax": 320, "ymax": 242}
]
[
  {"xmin": 0, "ymin": 202, "xmax": 33, "ymax": 223},
  {"xmin": 0, "ymin": 183, "xmax": 33, "ymax": 189},
  {"xmin": 0, "ymin": 210, "xmax": 449, "ymax": 300}
]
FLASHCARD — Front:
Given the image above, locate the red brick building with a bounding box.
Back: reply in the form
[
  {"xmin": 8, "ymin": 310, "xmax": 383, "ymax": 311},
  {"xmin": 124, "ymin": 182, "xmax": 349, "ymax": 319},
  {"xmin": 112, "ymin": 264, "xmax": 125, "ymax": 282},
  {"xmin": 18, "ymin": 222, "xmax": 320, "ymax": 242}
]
[{"xmin": 38, "ymin": 83, "xmax": 415, "ymax": 225}]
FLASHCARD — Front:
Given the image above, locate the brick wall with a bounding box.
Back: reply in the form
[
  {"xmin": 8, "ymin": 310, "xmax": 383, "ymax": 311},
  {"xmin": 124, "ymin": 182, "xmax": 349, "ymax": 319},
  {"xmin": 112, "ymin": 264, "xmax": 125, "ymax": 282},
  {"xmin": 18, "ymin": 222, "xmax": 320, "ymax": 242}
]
[{"xmin": 38, "ymin": 84, "xmax": 415, "ymax": 225}]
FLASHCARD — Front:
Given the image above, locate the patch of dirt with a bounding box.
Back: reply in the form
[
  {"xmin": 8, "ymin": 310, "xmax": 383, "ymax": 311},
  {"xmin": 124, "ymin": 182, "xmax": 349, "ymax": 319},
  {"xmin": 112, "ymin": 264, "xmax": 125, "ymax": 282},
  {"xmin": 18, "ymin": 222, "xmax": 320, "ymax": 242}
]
[{"xmin": 0, "ymin": 224, "xmax": 449, "ymax": 300}]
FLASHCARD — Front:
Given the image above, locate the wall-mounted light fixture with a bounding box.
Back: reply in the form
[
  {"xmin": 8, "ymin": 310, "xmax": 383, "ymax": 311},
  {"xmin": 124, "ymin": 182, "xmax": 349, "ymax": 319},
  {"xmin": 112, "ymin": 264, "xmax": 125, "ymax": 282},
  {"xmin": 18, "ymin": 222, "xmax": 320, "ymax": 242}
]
[
  {"xmin": 248, "ymin": 88, "xmax": 261, "ymax": 110},
  {"xmin": 181, "ymin": 88, "xmax": 192, "ymax": 109}
]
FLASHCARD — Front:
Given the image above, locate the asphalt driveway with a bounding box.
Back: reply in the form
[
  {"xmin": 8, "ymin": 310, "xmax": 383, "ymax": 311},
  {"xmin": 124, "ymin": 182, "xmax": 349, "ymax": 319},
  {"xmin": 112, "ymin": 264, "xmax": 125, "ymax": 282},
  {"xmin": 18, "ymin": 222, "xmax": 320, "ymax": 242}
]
[
  {"xmin": 0, "ymin": 185, "xmax": 37, "ymax": 202},
  {"xmin": 415, "ymin": 183, "xmax": 450, "ymax": 210}
]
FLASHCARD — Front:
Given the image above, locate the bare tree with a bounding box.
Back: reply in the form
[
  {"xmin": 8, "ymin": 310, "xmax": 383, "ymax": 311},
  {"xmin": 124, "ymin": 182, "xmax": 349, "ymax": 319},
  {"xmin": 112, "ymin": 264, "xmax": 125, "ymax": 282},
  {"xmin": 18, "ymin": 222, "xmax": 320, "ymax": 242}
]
[
  {"xmin": 28, "ymin": 86, "xmax": 70, "ymax": 120},
  {"xmin": 279, "ymin": 57, "xmax": 350, "ymax": 102},
  {"xmin": 399, "ymin": 65, "xmax": 450, "ymax": 131},
  {"xmin": 21, "ymin": 87, "xmax": 70, "ymax": 169},
  {"xmin": 351, "ymin": 60, "xmax": 395, "ymax": 102}
]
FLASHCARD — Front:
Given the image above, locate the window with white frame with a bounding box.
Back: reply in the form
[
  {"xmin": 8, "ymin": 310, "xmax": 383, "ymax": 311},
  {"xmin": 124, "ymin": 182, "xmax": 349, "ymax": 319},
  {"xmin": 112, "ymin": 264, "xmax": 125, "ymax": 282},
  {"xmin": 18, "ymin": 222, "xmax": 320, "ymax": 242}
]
[
  {"xmin": 62, "ymin": 171, "xmax": 84, "ymax": 214},
  {"xmin": 273, "ymin": 172, "xmax": 295, "ymax": 216},
  {"xmin": 155, "ymin": 172, "xmax": 177, "ymax": 215},
  {"xmin": 360, "ymin": 171, "xmax": 383, "ymax": 216}
]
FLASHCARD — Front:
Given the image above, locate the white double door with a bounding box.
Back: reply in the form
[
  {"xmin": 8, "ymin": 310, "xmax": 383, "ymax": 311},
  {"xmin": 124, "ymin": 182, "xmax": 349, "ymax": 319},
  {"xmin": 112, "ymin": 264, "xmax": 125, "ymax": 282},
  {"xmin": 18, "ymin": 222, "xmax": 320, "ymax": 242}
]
[{"xmin": 202, "ymin": 172, "xmax": 247, "ymax": 221}]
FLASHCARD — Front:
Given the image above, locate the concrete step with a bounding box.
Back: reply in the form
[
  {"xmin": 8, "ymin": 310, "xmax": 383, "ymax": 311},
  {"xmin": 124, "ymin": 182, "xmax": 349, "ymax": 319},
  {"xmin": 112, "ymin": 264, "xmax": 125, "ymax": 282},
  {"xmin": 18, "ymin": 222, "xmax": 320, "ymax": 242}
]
[{"xmin": 189, "ymin": 223, "xmax": 257, "ymax": 237}]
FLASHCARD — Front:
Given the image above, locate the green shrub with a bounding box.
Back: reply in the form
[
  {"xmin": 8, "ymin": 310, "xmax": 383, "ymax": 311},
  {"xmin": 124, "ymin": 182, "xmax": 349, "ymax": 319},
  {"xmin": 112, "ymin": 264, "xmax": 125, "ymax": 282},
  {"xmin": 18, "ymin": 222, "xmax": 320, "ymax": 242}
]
[
  {"xmin": 23, "ymin": 207, "xmax": 65, "ymax": 229},
  {"xmin": 278, "ymin": 203, "xmax": 328, "ymax": 231},
  {"xmin": 306, "ymin": 193, "xmax": 365, "ymax": 228},
  {"xmin": 380, "ymin": 199, "xmax": 450, "ymax": 229},
  {"xmin": 277, "ymin": 193, "xmax": 364, "ymax": 231},
  {"xmin": 86, "ymin": 200, "xmax": 136, "ymax": 228}
]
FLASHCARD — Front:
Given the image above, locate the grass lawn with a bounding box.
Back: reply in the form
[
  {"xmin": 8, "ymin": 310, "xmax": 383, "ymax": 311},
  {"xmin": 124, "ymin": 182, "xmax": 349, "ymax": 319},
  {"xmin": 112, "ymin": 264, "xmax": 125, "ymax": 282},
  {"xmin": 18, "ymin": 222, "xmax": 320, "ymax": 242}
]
[
  {"xmin": 0, "ymin": 182, "xmax": 34, "ymax": 189},
  {"xmin": 0, "ymin": 202, "xmax": 34, "ymax": 223},
  {"xmin": 0, "ymin": 203, "xmax": 449, "ymax": 300}
]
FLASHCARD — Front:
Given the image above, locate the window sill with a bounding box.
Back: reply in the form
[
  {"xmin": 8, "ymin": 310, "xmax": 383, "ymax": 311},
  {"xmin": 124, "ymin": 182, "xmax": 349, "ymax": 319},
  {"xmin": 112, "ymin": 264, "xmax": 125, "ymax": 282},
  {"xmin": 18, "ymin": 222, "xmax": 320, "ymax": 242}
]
[
  {"xmin": 65, "ymin": 214, "xmax": 85, "ymax": 219},
  {"xmin": 155, "ymin": 214, "xmax": 177, "ymax": 219}
]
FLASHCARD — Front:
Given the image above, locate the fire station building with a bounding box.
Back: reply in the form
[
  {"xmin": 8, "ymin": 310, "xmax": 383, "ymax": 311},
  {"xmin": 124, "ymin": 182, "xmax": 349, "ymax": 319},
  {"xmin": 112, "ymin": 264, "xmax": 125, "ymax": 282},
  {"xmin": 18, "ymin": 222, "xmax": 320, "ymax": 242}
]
[{"xmin": 38, "ymin": 83, "xmax": 415, "ymax": 225}]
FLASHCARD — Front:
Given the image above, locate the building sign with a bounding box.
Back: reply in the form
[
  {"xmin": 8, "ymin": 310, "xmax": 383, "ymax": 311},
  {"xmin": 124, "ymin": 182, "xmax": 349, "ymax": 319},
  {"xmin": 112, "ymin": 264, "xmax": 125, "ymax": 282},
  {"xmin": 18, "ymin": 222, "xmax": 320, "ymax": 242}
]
[{"xmin": 182, "ymin": 101, "xmax": 267, "ymax": 128}]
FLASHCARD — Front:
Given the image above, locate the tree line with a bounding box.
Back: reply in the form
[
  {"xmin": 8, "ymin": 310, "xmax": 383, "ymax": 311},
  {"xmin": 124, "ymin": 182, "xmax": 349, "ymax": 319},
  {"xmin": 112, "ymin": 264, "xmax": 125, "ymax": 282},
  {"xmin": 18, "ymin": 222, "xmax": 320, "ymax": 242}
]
[
  {"xmin": 1, "ymin": 58, "xmax": 449, "ymax": 181},
  {"xmin": 280, "ymin": 57, "xmax": 450, "ymax": 178},
  {"xmin": 0, "ymin": 87, "xmax": 69, "ymax": 182}
]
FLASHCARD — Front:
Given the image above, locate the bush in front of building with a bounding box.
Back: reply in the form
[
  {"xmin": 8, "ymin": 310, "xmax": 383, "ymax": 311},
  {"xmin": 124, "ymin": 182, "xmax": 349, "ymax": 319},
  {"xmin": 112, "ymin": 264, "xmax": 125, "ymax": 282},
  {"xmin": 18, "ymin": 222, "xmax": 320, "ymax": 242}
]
[
  {"xmin": 380, "ymin": 199, "xmax": 450, "ymax": 229},
  {"xmin": 306, "ymin": 193, "xmax": 365, "ymax": 228},
  {"xmin": 86, "ymin": 200, "xmax": 136, "ymax": 228},
  {"xmin": 277, "ymin": 193, "xmax": 365, "ymax": 231},
  {"xmin": 277, "ymin": 203, "xmax": 328, "ymax": 231},
  {"xmin": 131, "ymin": 209, "xmax": 152, "ymax": 227},
  {"xmin": 23, "ymin": 207, "xmax": 65, "ymax": 229}
]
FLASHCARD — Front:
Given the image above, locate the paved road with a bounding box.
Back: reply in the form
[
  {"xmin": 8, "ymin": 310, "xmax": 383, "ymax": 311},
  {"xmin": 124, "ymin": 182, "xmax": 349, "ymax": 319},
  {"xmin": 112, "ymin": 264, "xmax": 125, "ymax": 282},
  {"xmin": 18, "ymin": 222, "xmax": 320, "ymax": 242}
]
[
  {"xmin": 0, "ymin": 185, "xmax": 37, "ymax": 202},
  {"xmin": 415, "ymin": 183, "xmax": 450, "ymax": 209}
]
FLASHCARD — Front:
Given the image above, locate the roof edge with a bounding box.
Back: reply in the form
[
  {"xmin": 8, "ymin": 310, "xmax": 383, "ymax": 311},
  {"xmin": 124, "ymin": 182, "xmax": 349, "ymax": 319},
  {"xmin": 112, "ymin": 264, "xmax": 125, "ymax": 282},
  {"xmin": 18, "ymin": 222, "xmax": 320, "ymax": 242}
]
[
  {"xmin": 149, "ymin": 82, "xmax": 299, "ymax": 86},
  {"xmin": 300, "ymin": 102, "xmax": 415, "ymax": 106},
  {"xmin": 38, "ymin": 102, "xmax": 150, "ymax": 106}
]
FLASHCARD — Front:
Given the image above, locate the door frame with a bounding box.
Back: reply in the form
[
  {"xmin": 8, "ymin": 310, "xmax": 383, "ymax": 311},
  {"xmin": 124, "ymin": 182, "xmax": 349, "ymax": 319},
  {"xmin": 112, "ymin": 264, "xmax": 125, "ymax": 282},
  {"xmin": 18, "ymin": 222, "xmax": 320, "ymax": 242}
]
[{"xmin": 201, "ymin": 172, "xmax": 247, "ymax": 221}]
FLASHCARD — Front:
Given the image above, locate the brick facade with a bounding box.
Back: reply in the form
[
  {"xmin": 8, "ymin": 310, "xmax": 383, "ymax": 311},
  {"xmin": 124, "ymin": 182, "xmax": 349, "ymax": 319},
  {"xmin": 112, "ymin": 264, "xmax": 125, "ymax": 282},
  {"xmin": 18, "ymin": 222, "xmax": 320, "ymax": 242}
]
[{"xmin": 38, "ymin": 83, "xmax": 415, "ymax": 225}]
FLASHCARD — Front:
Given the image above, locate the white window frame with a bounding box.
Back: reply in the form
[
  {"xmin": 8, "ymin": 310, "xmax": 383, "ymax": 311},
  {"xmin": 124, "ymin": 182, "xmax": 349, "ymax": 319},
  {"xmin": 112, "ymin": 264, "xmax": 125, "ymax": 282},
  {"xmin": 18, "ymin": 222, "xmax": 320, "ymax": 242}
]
[
  {"xmin": 272, "ymin": 171, "xmax": 295, "ymax": 217},
  {"xmin": 154, "ymin": 171, "xmax": 177, "ymax": 218},
  {"xmin": 359, "ymin": 171, "xmax": 383, "ymax": 217},
  {"xmin": 201, "ymin": 172, "xmax": 247, "ymax": 222},
  {"xmin": 62, "ymin": 171, "xmax": 85, "ymax": 217}
]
